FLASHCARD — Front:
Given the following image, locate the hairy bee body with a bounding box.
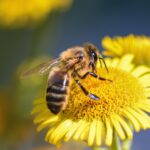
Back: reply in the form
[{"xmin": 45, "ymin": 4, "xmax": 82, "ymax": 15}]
[
  {"xmin": 21, "ymin": 43, "xmax": 109, "ymax": 115},
  {"xmin": 46, "ymin": 67, "xmax": 70, "ymax": 114}
]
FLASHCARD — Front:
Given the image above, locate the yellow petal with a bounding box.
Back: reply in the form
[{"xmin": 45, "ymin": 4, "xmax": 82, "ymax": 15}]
[
  {"xmin": 102, "ymin": 36, "xmax": 123, "ymax": 55},
  {"xmin": 126, "ymin": 107, "xmax": 149, "ymax": 129},
  {"xmin": 48, "ymin": 119, "xmax": 66, "ymax": 142},
  {"xmin": 141, "ymin": 100, "xmax": 150, "ymax": 106},
  {"xmin": 45, "ymin": 126, "xmax": 56, "ymax": 142},
  {"xmin": 88, "ymin": 119, "xmax": 97, "ymax": 146},
  {"xmin": 145, "ymin": 88, "xmax": 150, "ymax": 97},
  {"xmin": 114, "ymin": 114, "xmax": 133, "ymax": 139},
  {"xmin": 31, "ymin": 104, "xmax": 47, "ymax": 114},
  {"xmin": 95, "ymin": 120, "xmax": 103, "ymax": 146},
  {"xmin": 33, "ymin": 98, "xmax": 44, "ymax": 105},
  {"xmin": 80, "ymin": 123, "xmax": 90, "ymax": 141},
  {"xmin": 110, "ymin": 58, "xmax": 120, "ymax": 68},
  {"xmin": 136, "ymin": 102, "xmax": 150, "ymax": 112},
  {"xmin": 33, "ymin": 112, "xmax": 50, "ymax": 124},
  {"xmin": 122, "ymin": 109, "xmax": 140, "ymax": 132},
  {"xmin": 139, "ymin": 74, "xmax": 150, "ymax": 87},
  {"xmin": 73, "ymin": 120, "xmax": 87, "ymax": 141},
  {"xmin": 132, "ymin": 66, "xmax": 150, "ymax": 77},
  {"xmin": 105, "ymin": 118, "xmax": 113, "ymax": 146},
  {"xmin": 118, "ymin": 54, "xmax": 134, "ymax": 72},
  {"xmin": 37, "ymin": 116, "xmax": 59, "ymax": 131},
  {"xmin": 133, "ymin": 108, "xmax": 150, "ymax": 126},
  {"xmin": 52, "ymin": 119, "xmax": 72, "ymax": 144},
  {"xmin": 110, "ymin": 114, "xmax": 126, "ymax": 140},
  {"xmin": 64, "ymin": 120, "xmax": 83, "ymax": 141}
]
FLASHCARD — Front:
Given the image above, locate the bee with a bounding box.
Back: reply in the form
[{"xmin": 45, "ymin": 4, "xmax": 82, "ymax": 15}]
[{"xmin": 22, "ymin": 43, "xmax": 110, "ymax": 114}]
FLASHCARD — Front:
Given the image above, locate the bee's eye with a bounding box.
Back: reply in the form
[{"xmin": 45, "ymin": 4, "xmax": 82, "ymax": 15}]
[{"xmin": 90, "ymin": 50, "xmax": 97, "ymax": 62}]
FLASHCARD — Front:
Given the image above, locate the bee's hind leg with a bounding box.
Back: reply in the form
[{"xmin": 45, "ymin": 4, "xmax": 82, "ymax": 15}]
[{"xmin": 73, "ymin": 78, "xmax": 100, "ymax": 101}]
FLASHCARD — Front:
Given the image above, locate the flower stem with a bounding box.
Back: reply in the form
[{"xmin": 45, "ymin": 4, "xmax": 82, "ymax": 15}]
[
  {"xmin": 122, "ymin": 139, "xmax": 132, "ymax": 150},
  {"xmin": 110, "ymin": 133, "xmax": 121, "ymax": 150}
]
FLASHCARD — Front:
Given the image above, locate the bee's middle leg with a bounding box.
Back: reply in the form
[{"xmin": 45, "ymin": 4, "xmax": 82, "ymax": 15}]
[{"xmin": 73, "ymin": 78, "xmax": 100, "ymax": 100}]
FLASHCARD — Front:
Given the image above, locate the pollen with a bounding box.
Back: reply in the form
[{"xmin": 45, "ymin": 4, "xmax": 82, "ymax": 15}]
[{"xmin": 64, "ymin": 68, "xmax": 146, "ymax": 121}]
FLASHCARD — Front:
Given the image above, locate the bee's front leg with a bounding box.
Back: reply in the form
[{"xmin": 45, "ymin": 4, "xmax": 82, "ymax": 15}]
[
  {"xmin": 77, "ymin": 72, "xmax": 112, "ymax": 82},
  {"xmin": 72, "ymin": 71, "xmax": 100, "ymax": 101}
]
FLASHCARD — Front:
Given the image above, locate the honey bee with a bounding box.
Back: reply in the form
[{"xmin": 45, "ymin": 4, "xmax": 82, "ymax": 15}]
[{"xmin": 22, "ymin": 43, "xmax": 110, "ymax": 114}]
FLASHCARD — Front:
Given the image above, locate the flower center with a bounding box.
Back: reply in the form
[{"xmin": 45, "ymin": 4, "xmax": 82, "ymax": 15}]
[{"xmin": 63, "ymin": 68, "xmax": 146, "ymax": 121}]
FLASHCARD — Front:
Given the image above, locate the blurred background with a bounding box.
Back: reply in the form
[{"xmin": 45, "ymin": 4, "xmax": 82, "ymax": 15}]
[{"xmin": 0, "ymin": 0, "xmax": 150, "ymax": 150}]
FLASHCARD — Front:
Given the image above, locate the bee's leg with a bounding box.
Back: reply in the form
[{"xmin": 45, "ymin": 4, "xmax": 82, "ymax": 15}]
[
  {"xmin": 88, "ymin": 72, "xmax": 112, "ymax": 82},
  {"xmin": 77, "ymin": 72, "xmax": 112, "ymax": 82},
  {"xmin": 73, "ymin": 79, "xmax": 100, "ymax": 100}
]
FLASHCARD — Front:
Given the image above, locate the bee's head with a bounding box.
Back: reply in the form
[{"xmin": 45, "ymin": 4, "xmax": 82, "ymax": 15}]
[
  {"xmin": 84, "ymin": 42, "xmax": 108, "ymax": 73},
  {"xmin": 84, "ymin": 43, "xmax": 99, "ymax": 72}
]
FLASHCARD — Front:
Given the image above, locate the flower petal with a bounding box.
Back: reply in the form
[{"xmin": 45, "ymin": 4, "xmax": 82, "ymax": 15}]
[
  {"xmin": 118, "ymin": 54, "xmax": 134, "ymax": 72},
  {"xmin": 126, "ymin": 107, "xmax": 149, "ymax": 129},
  {"xmin": 136, "ymin": 101, "xmax": 150, "ymax": 112},
  {"xmin": 37, "ymin": 116, "xmax": 59, "ymax": 131},
  {"xmin": 139, "ymin": 74, "xmax": 150, "ymax": 87},
  {"xmin": 110, "ymin": 114, "xmax": 126, "ymax": 140},
  {"xmin": 132, "ymin": 66, "xmax": 150, "ymax": 77},
  {"xmin": 73, "ymin": 120, "xmax": 87, "ymax": 141},
  {"xmin": 110, "ymin": 58, "xmax": 120, "ymax": 68},
  {"xmin": 52, "ymin": 119, "xmax": 73, "ymax": 144},
  {"xmin": 88, "ymin": 119, "xmax": 97, "ymax": 146},
  {"xmin": 33, "ymin": 98, "xmax": 44, "ymax": 105},
  {"xmin": 113, "ymin": 114, "xmax": 133, "ymax": 139},
  {"xmin": 102, "ymin": 36, "xmax": 123, "ymax": 55},
  {"xmin": 105, "ymin": 118, "xmax": 113, "ymax": 146},
  {"xmin": 31, "ymin": 104, "xmax": 47, "ymax": 114},
  {"xmin": 80, "ymin": 123, "xmax": 90, "ymax": 141},
  {"xmin": 95, "ymin": 120, "xmax": 103, "ymax": 146},
  {"xmin": 33, "ymin": 112, "xmax": 50, "ymax": 124},
  {"xmin": 64, "ymin": 120, "xmax": 83, "ymax": 141},
  {"xmin": 133, "ymin": 108, "xmax": 150, "ymax": 126}
]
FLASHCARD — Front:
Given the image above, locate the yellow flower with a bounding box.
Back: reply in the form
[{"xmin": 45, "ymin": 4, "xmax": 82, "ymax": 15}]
[
  {"xmin": 0, "ymin": 0, "xmax": 72, "ymax": 27},
  {"xmin": 32, "ymin": 54, "xmax": 150, "ymax": 147},
  {"xmin": 102, "ymin": 34, "xmax": 150, "ymax": 66}
]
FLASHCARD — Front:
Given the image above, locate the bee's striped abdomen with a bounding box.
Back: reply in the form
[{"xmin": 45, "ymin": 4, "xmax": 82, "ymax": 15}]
[{"xmin": 46, "ymin": 71, "xmax": 69, "ymax": 114}]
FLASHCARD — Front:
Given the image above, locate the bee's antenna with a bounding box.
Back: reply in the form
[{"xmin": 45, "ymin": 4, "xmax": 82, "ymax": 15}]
[
  {"xmin": 99, "ymin": 57, "xmax": 103, "ymax": 68},
  {"xmin": 98, "ymin": 55, "xmax": 109, "ymax": 73}
]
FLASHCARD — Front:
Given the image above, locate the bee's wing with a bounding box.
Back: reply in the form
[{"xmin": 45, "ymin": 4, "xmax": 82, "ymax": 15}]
[{"xmin": 21, "ymin": 58, "xmax": 61, "ymax": 78}]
